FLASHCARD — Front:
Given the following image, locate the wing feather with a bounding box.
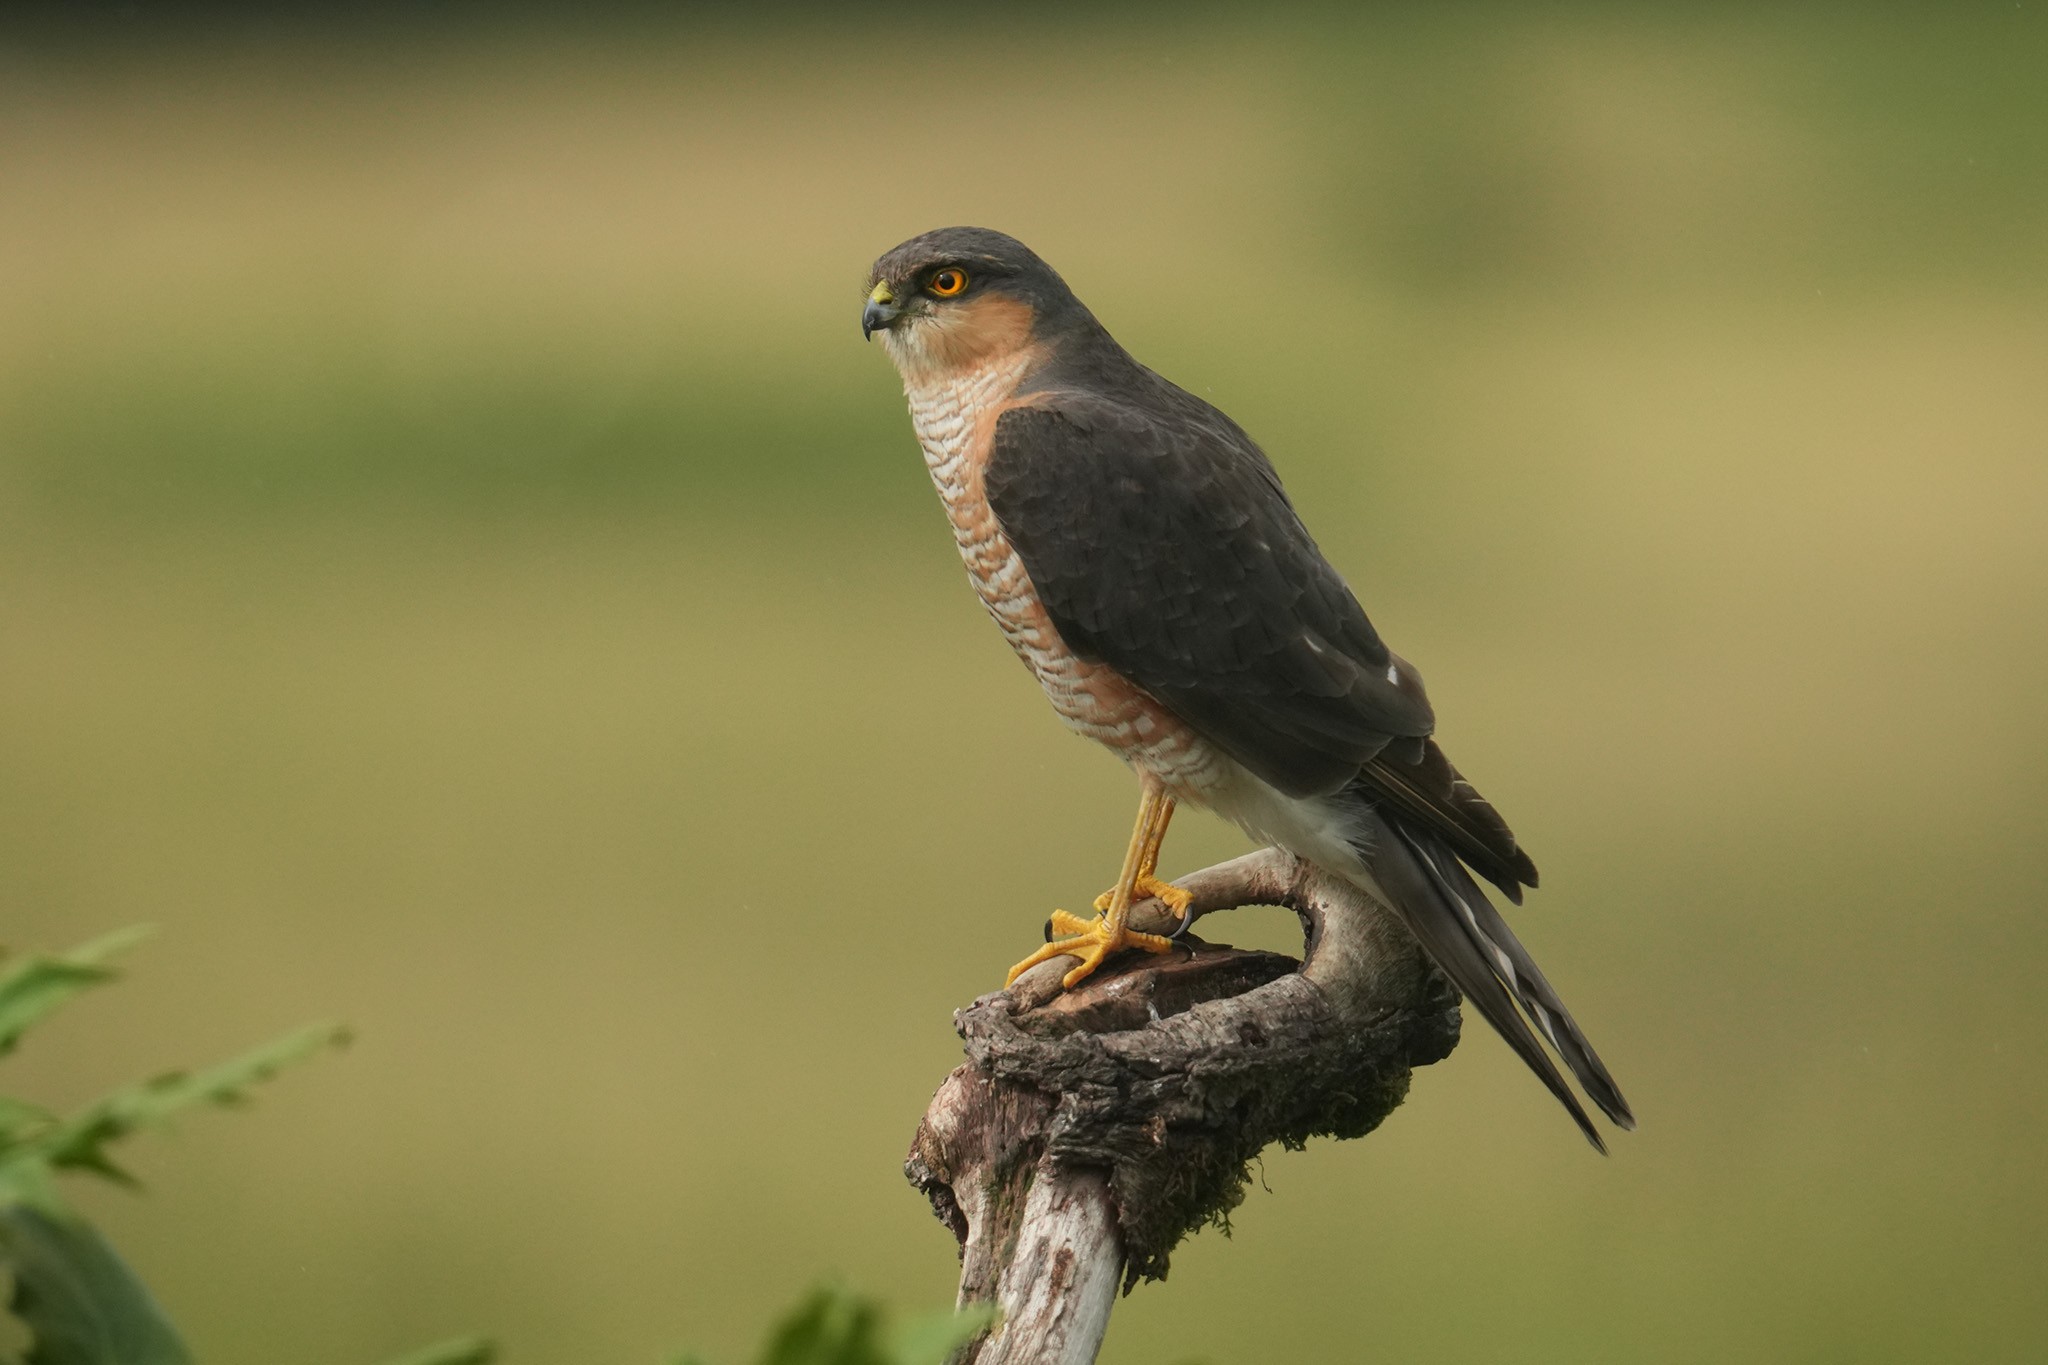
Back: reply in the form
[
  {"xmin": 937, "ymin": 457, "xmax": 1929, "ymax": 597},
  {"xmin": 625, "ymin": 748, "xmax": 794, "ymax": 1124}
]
[
  {"xmin": 987, "ymin": 391, "xmax": 1541, "ymax": 895},
  {"xmin": 1359, "ymin": 738, "xmax": 1540, "ymax": 900},
  {"xmin": 986, "ymin": 396, "xmax": 1432, "ymax": 799}
]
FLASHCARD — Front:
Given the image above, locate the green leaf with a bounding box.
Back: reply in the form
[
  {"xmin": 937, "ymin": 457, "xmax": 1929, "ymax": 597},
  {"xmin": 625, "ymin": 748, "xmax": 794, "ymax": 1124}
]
[
  {"xmin": 371, "ymin": 1335, "xmax": 497, "ymax": 1365},
  {"xmin": 892, "ymin": 1303, "xmax": 997, "ymax": 1365},
  {"xmin": 0, "ymin": 1200, "xmax": 193, "ymax": 1365},
  {"xmin": 739, "ymin": 1288, "xmax": 994, "ymax": 1365},
  {"xmin": 673, "ymin": 1290, "xmax": 993, "ymax": 1365},
  {"xmin": 0, "ymin": 928, "xmax": 156, "ymax": 1058},
  {"xmin": 0, "ymin": 930, "xmax": 358, "ymax": 1365},
  {"xmin": 754, "ymin": 1286, "xmax": 890, "ymax": 1365},
  {"xmin": 30, "ymin": 1021, "xmax": 351, "ymax": 1185},
  {"xmin": 0, "ymin": 1097, "xmax": 59, "ymax": 1148}
]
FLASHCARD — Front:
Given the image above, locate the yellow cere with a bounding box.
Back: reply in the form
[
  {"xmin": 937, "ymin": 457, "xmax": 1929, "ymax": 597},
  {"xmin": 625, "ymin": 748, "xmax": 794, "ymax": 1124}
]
[{"xmin": 869, "ymin": 281, "xmax": 895, "ymax": 304}]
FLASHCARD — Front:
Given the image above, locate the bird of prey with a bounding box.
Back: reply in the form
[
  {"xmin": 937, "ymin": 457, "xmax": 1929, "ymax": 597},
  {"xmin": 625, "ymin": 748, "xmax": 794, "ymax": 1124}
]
[{"xmin": 862, "ymin": 227, "xmax": 1632, "ymax": 1149}]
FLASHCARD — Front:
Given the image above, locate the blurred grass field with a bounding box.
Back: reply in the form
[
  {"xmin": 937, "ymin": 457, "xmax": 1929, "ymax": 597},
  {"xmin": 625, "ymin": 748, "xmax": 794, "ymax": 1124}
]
[{"xmin": 2, "ymin": 6, "xmax": 2046, "ymax": 1363}]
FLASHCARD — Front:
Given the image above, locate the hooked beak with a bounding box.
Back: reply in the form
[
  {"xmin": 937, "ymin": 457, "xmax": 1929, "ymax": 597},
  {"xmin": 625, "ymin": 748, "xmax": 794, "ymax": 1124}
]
[{"xmin": 862, "ymin": 281, "xmax": 902, "ymax": 339}]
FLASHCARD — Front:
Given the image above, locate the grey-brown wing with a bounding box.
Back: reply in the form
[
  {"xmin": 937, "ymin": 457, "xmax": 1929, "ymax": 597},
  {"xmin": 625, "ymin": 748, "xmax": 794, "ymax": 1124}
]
[
  {"xmin": 1357, "ymin": 739, "xmax": 1540, "ymax": 900},
  {"xmin": 984, "ymin": 396, "xmax": 1435, "ymax": 799}
]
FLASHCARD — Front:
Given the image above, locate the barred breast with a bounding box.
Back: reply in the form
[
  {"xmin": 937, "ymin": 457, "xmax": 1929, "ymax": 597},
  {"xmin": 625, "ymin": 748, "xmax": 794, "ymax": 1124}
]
[{"xmin": 900, "ymin": 360, "xmax": 1235, "ymax": 801}]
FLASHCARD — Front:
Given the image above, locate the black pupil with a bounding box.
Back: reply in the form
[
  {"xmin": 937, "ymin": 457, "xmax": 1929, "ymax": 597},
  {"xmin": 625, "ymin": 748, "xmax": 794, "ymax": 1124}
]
[{"xmin": 938, "ymin": 273, "xmax": 957, "ymax": 289}]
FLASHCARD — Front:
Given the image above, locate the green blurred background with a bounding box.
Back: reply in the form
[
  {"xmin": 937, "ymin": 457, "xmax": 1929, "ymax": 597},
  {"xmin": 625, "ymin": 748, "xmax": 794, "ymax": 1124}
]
[{"xmin": 2, "ymin": 5, "xmax": 2045, "ymax": 1362}]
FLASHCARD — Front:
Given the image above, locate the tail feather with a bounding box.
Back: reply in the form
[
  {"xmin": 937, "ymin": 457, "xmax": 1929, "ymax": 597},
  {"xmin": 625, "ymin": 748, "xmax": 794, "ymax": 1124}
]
[
  {"xmin": 1410, "ymin": 832, "xmax": 1635, "ymax": 1131},
  {"xmin": 1358, "ymin": 811, "xmax": 1633, "ymax": 1150}
]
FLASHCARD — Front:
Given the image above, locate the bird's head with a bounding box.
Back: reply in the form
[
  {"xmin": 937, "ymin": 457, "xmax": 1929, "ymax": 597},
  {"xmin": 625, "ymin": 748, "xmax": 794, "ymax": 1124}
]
[{"xmin": 862, "ymin": 227, "xmax": 1088, "ymax": 379}]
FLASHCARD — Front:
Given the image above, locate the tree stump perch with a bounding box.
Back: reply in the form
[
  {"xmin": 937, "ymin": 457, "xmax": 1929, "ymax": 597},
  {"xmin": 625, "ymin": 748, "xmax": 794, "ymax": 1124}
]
[{"xmin": 905, "ymin": 848, "xmax": 1463, "ymax": 1364}]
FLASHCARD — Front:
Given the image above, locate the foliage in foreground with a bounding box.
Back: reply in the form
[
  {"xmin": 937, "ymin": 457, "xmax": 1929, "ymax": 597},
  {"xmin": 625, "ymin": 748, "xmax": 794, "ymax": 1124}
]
[
  {"xmin": 0, "ymin": 927, "xmax": 984, "ymax": 1365},
  {"xmin": 0, "ymin": 927, "xmax": 349, "ymax": 1365},
  {"xmin": 671, "ymin": 1287, "xmax": 991, "ymax": 1365}
]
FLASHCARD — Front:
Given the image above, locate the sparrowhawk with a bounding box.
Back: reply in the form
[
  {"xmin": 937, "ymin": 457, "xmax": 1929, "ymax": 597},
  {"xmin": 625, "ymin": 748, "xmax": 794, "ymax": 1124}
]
[{"xmin": 862, "ymin": 227, "xmax": 1632, "ymax": 1149}]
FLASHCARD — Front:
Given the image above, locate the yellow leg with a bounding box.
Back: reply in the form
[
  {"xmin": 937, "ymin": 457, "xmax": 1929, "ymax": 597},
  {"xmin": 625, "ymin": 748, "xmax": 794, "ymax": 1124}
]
[
  {"xmin": 1092, "ymin": 794, "xmax": 1192, "ymax": 920},
  {"xmin": 1006, "ymin": 780, "xmax": 1178, "ymax": 990}
]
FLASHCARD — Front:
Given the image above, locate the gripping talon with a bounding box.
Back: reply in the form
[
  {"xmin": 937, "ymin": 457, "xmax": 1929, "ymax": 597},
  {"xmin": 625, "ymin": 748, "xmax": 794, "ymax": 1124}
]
[
  {"xmin": 1093, "ymin": 873, "xmax": 1193, "ymax": 922},
  {"xmin": 1046, "ymin": 908, "xmax": 1096, "ymax": 939},
  {"xmin": 1005, "ymin": 912, "xmax": 1175, "ymax": 988},
  {"xmin": 1007, "ymin": 780, "xmax": 1183, "ymax": 991}
]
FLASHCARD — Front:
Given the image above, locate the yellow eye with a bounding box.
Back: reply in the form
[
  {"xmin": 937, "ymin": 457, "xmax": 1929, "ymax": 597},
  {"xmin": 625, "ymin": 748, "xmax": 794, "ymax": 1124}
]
[{"xmin": 928, "ymin": 268, "xmax": 968, "ymax": 297}]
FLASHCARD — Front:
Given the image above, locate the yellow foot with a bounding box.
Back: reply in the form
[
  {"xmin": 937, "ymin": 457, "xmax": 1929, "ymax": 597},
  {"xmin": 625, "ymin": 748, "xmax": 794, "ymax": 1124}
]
[
  {"xmin": 1005, "ymin": 911, "xmax": 1175, "ymax": 991},
  {"xmin": 1093, "ymin": 873, "xmax": 1192, "ymax": 921}
]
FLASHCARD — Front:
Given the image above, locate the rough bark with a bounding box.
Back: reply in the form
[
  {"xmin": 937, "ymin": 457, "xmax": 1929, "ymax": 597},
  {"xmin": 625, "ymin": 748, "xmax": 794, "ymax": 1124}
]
[{"xmin": 904, "ymin": 849, "xmax": 1461, "ymax": 1365}]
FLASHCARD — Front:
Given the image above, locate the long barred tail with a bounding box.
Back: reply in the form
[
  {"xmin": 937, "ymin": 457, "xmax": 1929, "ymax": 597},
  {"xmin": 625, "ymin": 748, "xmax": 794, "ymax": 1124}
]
[{"xmin": 1352, "ymin": 809, "xmax": 1635, "ymax": 1151}]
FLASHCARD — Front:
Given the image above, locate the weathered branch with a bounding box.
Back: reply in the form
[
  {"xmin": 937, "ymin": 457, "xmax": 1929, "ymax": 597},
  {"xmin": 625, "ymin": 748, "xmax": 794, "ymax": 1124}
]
[{"xmin": 905, "ymin": 849, "xmax": 1461, "ymax": 1365}]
